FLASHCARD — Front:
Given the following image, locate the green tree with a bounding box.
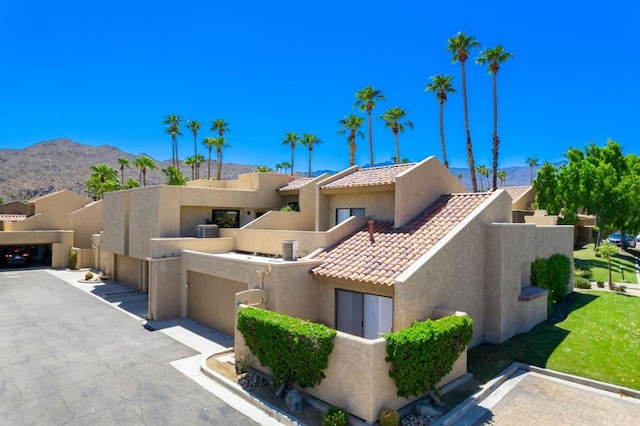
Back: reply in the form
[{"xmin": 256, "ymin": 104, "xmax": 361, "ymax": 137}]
[
  {"xmin": 163, "ymin": 113, "xmax": 182, "ymax": 171},
  {"xmin": 476, "ymin": 45, "xmax": 514, "ymax": 191},
  {"xmin": 254, "ymin": 165, "xmax": 273, "ymax": 172},
  {"xmin": 526, "ymin": 157, "xmax": 539, "ymax": 184},
  {"xmin": 194, "ymin": 153, "xmax": 206, "ymax": 179},
  {"xmin": 425, "ymin": 74, "xmax": 456, "ymax": 168},
  {"xmin": 354, "ymin": 85, "xmax": 386, "ymax": 168},
  {"xmin": 133, "ymin": 155, "xmax": 157, "ymax": 187},
  {"xmin": 299, "ymin": 133, "xmax": 322, "ymax": 178},
  {"xmin": 202, "ymin": 137, "xmax": 216, "ymax": 179},
  {"xmin": 597, "ymin": 241, "xmax": 620, "ymax": 289},
  {"xmin": 0, "ymin": 196, "xmax": 4, "ymax": 204},
  {"xmin": 274, "ymin": 163, "xmax": 284, "ymax": 173},
  {"xmin": 211, "ymin": 119, "xmax": 230, "ymax": 138},
  {"xmin": 124, "ymin": 177, "xmax": 140, "ymax": 189},
  {"xmin": 116, "ymin": 157, "xmax": 130, "ymax": 185},
  {"xmin": 210, "ymin": 136, "xmax": 229, "ymax": 180},
  {"xmin": 282, "ymin": 132, "xmax": 300, "ymax": 176},
  {"xmin": 497, "ymin": 170, "xmax": 507, "ymax": 186},
  {"xmin": 162, "ymin": 165, "xmax": 188, "ymax": 185},
  {"xmin": 475, "ymin": 164, "xmax": 490, "ymax": 191},
  {"xmin": 86, "ymin": 164, "xmax": 119, "ymax": 199},
  {"xmin": 186, "ymin": 120, "xmax": 202, "ymax": 158},
  {"xmin": 532, "ymin": 162, "xmax": 561, "ymax": 214},
  {"xmin": 337, "ymin": 114, "xmax": 365, "ymax": 167},
  {"xmin": 183, "ymin": 156, "xmax": 196, "ymax": 180},
  {"xmin": 281, "ymin": 161, "xmax": 292, "ymax": 174},
  {"xmin": 447, "ymin": 31, "xmax": 480, "ymax": 192},
  {"xmin": 379, "ymin": 107, "xmax": 413, "ymax": 164}
]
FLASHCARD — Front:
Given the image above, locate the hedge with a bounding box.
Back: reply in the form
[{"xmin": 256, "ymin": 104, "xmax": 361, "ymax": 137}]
[
  {"xmin": 531, "ymin": 253, "xmax": 571, "ymax": 311},
  {"xmin": 384, "ymin": 315, "xmax": 473, "ymax": 398},
  {"xmin": 237, "ymin": 307, "xmax": 336, "ymax": 389}
]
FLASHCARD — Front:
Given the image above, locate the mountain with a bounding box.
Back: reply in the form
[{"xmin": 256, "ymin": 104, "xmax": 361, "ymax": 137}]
[{"xmin": 0, "ymin": 138, "xmax": 255, "ymax": 201}]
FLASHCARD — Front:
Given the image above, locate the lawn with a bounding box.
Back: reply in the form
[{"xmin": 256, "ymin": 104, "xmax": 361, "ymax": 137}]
[
  {"xmin": 574, "ymin": 243, "xmax": 638, "ymax": 284},
  {"xmin": 468, "ymin": 291, "xmax": 640, "ymax": 390}
]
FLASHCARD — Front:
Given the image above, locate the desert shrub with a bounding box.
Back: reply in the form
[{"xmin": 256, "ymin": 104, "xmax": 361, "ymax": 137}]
[
  {"xmin": 385, "ymin": 315, "xmax": 473, "ymax": 398},
  {"xmin": 597, "ymin": 281, "xmax": 605, "ymax": 288},
  {"xmin": 237, "ymin": 307, "xmax": 336, "ymax": 389},
  {"xmin": 68, "ymin": 249, "xmax": 78, "ymax": 270},
  {"xmin": 84, "ymin": 271, "xmax": 94, "ymax": 281},
  {"xmin": 574, "ymin": 276, "xmax": 591, "ymax": 289},
  {"xmin": 322, "ymin": 407, "xmax": 348, "ymax": 426}
]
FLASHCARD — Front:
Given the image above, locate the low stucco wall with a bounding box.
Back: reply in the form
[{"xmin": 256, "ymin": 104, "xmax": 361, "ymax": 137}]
[
  {"xmin": 242, "ymin": 211, "xmax": 313, "ymax": 231},
  {"xmin": 149, "ymin": 237, "xmax": 236, "ymax": 259},
  {"xmin": 148, "ymin": 257, "xmax": 181, "ymax": 320}
]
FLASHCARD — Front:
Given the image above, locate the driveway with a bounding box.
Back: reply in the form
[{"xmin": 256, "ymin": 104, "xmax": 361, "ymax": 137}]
[{"xmin": 0, "ymin": 269, "xmax": 260, "ymax": 425}]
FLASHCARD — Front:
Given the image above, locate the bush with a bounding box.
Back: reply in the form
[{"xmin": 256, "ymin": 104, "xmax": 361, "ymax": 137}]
[
  {"xmin": 237, "ymin": 307, "xmax": 336, "ymax": 389},
  {"xmin": 575, "ymin": 268, "xmax": 593, "ymax": 279},
  {"xmin": 574, "ymin": 276, "xmax": 591, "ymax": 289},
  {"xmin": 84, "ymin": 271, "xmax": 94, "ymax": 281},
  {"xmin": 617, "ymin": 284, "xmax": 627, "ymax": 293},
  {"xmin": 322, "ymin": 407, "xmax": 348, "ymax": 426},
  {"xmin": 68, "ymin": 249, "xmax": 78, "ymax": 270},
  {"xmin": 531, "ymin": 253, "xmax": 571, "ymax": 312},
  {"xmin": 385, "ymin": 315, "xmax": 473, "ymax": 398},
  {"xmin": 597, "ymin": 281, "xmax": 605, "ymax": 288}
]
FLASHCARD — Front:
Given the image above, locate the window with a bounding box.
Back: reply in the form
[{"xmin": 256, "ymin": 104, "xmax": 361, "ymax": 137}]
[
  {"xmin": 335, "ymin": 289, "xmax": 392, "ymax": 339},
  {"xmin": 212, "ymin": 209, "xmax": 240, "ymax": 228},
  {"xmin": 336, "ymin": 208, "xmax": 365, "ymax": 225}
]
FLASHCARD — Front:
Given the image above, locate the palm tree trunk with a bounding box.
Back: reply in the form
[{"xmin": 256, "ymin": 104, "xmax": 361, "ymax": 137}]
[
  {"xmin": 216, "ymin": 149, "xmax": 222, "ymax": 180},
  {"xmin": 193, "ymin": 135, "xmax": 198, "ymax": 158},
  {"xmin": 491, "ymin": 71, "xmax": 499, "ymax": 191},
  {"xmin": 349, "ymin": 131, "xmax": 356, "ymax": 167},
  {"xmin": 290, "ymin": 149, "xmax": 295, "ymax": 177},
  {"xmin": 461, "ymin": 61, "xmax": 478, "ymax": 192},
  {"xmin": 393, "ymin": 130, "xmax": 400, "ymax": 164},
  {"xmin": 208, "ymin": 149, "xmax": 212, "ymax": 179},
  {"xmin": 175, "ymin": 137, "xmax": 180, "ymax": 173},
  {"xmin": 308, "ymin": 149, "xmax": 312, "ymax": 178},
  {"xmin": 367, "ymin": 108, "xmax": 374, "ymax": 168},
  {"xmin": 439, "ymin": 101, "xmax": 448, "ymax": 168}
]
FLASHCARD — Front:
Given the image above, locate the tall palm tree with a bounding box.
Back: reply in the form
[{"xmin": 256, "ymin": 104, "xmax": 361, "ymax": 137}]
[
  {"xmin": 163, "ymin": 113, "xmax": 182, "ymax": 171},
  {"xmin": 497, "ymin": 170, "xmax": 507, "ymax": 186},
  {"xmin": 282, "ymin": 132, "xmax": 299, "ymax": 176},
  {"xmin": 526, "ymin": 157, "xmax": 539, "ymax": 185},
  {"xmin": 183, "ymin": 155, "xmax": 196, "ymax": 179},
  {"xmin": 337, "ymin": 114, "xmax": 365, "ymax": 167},
  {"xmin": 186, "ymin": 120, "xmax": 202, "ymax": 158},
  {"xmin": 477, "ymin": 45, "xmax": 514, "ymax": 191},
  {"xmin": 211, "ymin": 119, "xmax": 230, "ymax": 138},
  {"xmin": 425, "ymin": 74, "xmax": 456, "ymax": 168},
  {"xmin": 281, "ymin": 161, "xmax": 292, "ymax": 174},
  {"xmin": 475, "ymin": 165, "xmax": 490, "ymax": 191},
  {"xmin": 86, "ymin": 164, "xmax": 119, "ymax": 199},
  {"xmin": 379, "ymin": 107, "xmax": 413, "ymax": 164},
  {"xmin": 133, "ymin": 155, "xmax": 157, "ymax": 187},
  {"xmin": 116, "ymin": 157, "xmax": 130, "ymax": 185},
  {"xmin": 162, "ymin": 165, "xmax": 188, "ymax": 185},
  {"xmin": 354, "ymin": 85, "xmax": 386, "ymax": 168},
  {"xmin": 447, "ymin": 31, "xmax": 480, "ymax": 191},
  {"xmin": 210, "ymin": 136, "xmax": 228, "ymax": 180},
  {"xmin": 299, "ymin": 133, "xmax": 322, "ymax": 177},
  {"xmin": 202, "ymin": 137, "xmax": 216, "ymax": 179},
  {"xmin": 193, "ymin": 153, "xmax": 206, "ymax": 179}
]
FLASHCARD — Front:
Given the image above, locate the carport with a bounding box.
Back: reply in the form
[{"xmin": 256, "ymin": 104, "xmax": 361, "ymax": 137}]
[{"xmin": 0, "ymin": 230, "xmax": 74, "ymax": 268}]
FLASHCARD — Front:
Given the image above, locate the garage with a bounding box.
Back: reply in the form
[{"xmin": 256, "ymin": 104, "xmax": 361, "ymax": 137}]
[
  {"xmin": 0, "ymin": 244, "xmax": 52, "ymax": 269},
  {"xmin": 187, "ymin": 271, "xmax": 247, "ymax": 336}
]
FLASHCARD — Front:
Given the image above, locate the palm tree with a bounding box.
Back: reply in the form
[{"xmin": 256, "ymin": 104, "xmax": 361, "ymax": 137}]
[
  {"xmin": 447, "ymin": 31, "xmax": 481, "ymax": 191},
  {"xmin": 475, "ymin": 165, "xmax": 490, "ymax": 191},
  {"xmin": 202, "ymin": 137, "xmax": 216, "ymax": 179},
  {"xmin": 282, "ymin": 132, "xmax": 300, "ymax": 176},
  {"xmin": 186, "ymin": 120, "xmax": 202, "ymax": 158},
  {"xmin": 456, "ymin": 173, "xmax": 463, "ymax": 181},
  {"xmin": 379, "ymin": 107, "xmax": 413, "ymax": 164},
  {"xmin": 497, "ymin": 170, "xmax": 507, "ymax": 186},
  {"xmin": 116, "ymin": 157, "xmax": 130, "ymax": 185},
  {"xmin": 274, "ymin": 163, "xmax": 283, "ymax": 173},
  {"xmin": 477, "ymin": 45, "xmax": 514, "ymax": 191},
  {"xmin": 281, "ymin": 161, "xmax": 292, "ymax": 174},
  {"xmin": 162, "ymin": 165, "xmax": 188, "ymax": 185},
  {"xmin": 299, "ymin": 133, "xmax": 322, "ymax": 177},
  {"xmin": 124, "ymin": 177, "xmax": 140, "ymax": 189},
  {"xmin": 337, "ymin": 114, "xmax": 365, "ymax": 167},
  {"xmin": 425, "ymin": 74, "xmax": 456, "ymax": 168},
  {"xmin": 354, "ymin": 85, "xmax": 386, "ymax": 168},
  {"xmin": 526, "ymin": 157, "xmax": 539, "ymax": 185},
  {"xmin": 163, "ymin": 113, "xmax": 182, "ymax": 170},
  {"xmin": 86, "ymin": 164, "xmax": 119, "ymax": 199},
  {"xmin": 183, "ymin": 155, "xmax": 196, "ymax": 179},
  {"xmin": 254, "ymin": 165, "xmax": 273, "ymax": 172},
  {"xmin": 210, "ymin": 136, "xmax": 229, "ymax": 180},
  {"xmin": 211, "ymin": 119, "xmax": 230, "ymax": 138},
  {"xmin": 133, "ymin": 155, "xmax": 157, "ymax": 187},
  {"xmin": 193, "ymin": 154, "xmax": 206, "ymax": 179}
]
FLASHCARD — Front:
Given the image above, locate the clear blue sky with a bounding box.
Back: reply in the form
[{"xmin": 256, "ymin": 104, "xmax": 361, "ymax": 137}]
[{"xmin": 1, "ymin": 0, "xmax": 638, "ymax": 172}]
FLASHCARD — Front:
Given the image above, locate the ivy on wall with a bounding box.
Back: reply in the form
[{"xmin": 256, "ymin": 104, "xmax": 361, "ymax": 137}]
[
  {"xmin": 237, "ymin": 307, "xmax": 337, "ymax": 389},
  {"xmin": 384, "ymin": 315, "xmax": 473, "ymax": 398}
]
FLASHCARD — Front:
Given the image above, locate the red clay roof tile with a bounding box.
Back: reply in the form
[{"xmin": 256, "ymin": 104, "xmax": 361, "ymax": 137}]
[
  {"xmin": 277, "ymin": 178, "xmax": 314, "ymax": 192},
  {"xmin": 320, "ymin": 164, "xmax": 414, "ymax": 190}
]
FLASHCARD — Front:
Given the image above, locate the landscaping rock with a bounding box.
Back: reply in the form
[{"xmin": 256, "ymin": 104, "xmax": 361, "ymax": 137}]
[
  {"xmin": 285, "ymin": 389, "xmax": 303, "ymax": 412},
  {"xmin": 414, "ymin": 401, "xmax": 443, "ymax": 419}
]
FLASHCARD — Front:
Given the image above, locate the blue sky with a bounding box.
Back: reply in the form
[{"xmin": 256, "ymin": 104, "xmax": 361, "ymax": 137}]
[{"xmin": 1, "ymin": 0, "xmax": 639, "ymax": 173}]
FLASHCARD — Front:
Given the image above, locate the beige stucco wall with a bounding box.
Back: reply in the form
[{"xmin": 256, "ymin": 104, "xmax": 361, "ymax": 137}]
[
  {"xmin": 326, "ymin": 190, "xmax": 395, "ymax": 227},
  {"xmin": 534, "ymin": 225, "xmax": 575, "ymax": 294},
  {"xmin": 31, "ymin": 190, "xmax": 90, "ymax": 215},
  {"xmin": 102, "ymin": 190, "xmax": 130, "ymax": 256},
  {"xmin": 394, "ymin": 156, "xmax": 468, "ymax": 227},
  {"xmin": 242, "ymin": 211, "xmax": 314, "ymax": 231},
  {"xmin": 394, "ymin": 191, "xmax": 512, "ymax": 347},
  {"xmin": 149, "ymin": 237, "xmax": 236, "ymax": 259},
  {"xmin": 148, "ymin": 257, "xmax": 181, "ymax": 320},
  {"xmin": 68, "ymin": 201, "xmax": 103, "ymax": 248},
  {"xmin": 0, "ymin": 202, "xmax": 28, "ymax": 214},
  {"xmin": 511, "ymin": 187, "xmax": 535, "ymax": 210}
]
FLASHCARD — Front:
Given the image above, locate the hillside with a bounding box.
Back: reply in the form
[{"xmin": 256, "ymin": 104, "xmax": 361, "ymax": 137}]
[{"xmin": 0, "ymin": 138, "xmax": 256, "ymax": 201}]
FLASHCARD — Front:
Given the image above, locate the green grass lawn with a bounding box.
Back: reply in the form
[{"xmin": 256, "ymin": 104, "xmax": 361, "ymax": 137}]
[
  {"xmin": 574, "ymin": 243, "xmax": 638, "ymax": 284},
  {"xmin": 468, "ymin": 291, "xmax": 640, "ymax": 390}
]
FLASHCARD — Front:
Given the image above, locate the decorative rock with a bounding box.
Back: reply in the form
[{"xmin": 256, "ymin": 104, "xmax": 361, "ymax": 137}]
[
  {"xmin": 414, "ymin": 402, "xmax": 443, "ymax": 419},
  {"xmin": 285, "ymin": 388, "xmax": 303, "ymax": 412}
]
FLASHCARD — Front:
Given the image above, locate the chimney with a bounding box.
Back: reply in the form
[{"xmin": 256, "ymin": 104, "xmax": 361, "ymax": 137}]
[{"xmin": 368, "ymin": 220, "xmax": 375, "ymax": 243}]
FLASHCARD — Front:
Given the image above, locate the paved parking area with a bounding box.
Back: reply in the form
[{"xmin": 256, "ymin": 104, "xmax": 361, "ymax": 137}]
[{"xmin": 0, "ymin": 269, "xmax": 264, "ymax": 425}]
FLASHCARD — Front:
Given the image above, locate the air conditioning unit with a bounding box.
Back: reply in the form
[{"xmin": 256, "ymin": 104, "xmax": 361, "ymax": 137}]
[
  {"xmin": 282, "ymin": 240, "xmax": 298, "ymax": 261},
  {"xmin": 195, "ymin": 224, "xmax": 219, "ymax": 238}
]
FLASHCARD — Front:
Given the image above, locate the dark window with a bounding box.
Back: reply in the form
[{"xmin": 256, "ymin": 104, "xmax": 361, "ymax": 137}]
[
  {"xmin": 336, "ymin": 208, "xmax": 365, "ymax": 224},
  {"xmin": 212, "ymin": 209, "xmax": 240, "ymax": 228}
]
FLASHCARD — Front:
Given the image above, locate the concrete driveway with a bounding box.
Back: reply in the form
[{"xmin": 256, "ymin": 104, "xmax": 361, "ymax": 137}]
[{"xmin": 0, "ymin": 269, "xmax": 259, "ymax": 425}]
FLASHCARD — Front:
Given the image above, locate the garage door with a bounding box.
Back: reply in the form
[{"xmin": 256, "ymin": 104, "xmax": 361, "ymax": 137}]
[
  {"xmin": 187, "ymin": 271, "xmax": 247, "ymax": 336},
  {"xmin": 115, "ymin": 255, "xmax": 141, "ymax": 289}
]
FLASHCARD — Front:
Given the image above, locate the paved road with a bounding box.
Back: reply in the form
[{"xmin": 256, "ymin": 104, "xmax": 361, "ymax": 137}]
[{"xmin": 0, "ymin": 269, "xmax": 258, "ymax": 425}]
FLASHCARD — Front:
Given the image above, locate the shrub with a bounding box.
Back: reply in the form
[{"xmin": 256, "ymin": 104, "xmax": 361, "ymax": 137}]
[
  {"xmin": 574, "ymin": 276, "xmax": 591, "ymax": 289},
  {"xmin": 385, "ymin": 315, "xmax": 473, "ymax": 398},
  {"xmin": 68, "ymin": 249, "xmax": 78, "ymax": 270},
  {"xmin": 84, "ymin": 271, "xmax": 94, "ymax": 281},
  {"xmin": 597, "ymin": 281, "xmax": 605, "ymax": 288},
  {"xmin": 237, "ymin": 307, "xmax": 336, "ymax": 389},
  {"xmin": 531, "ymin": 253, "xmax": 571, "ymax": 312},
  {"xmin": 617, "ymin": 284, "xmax": 627, "ymax": 293},
  {"xmin": 322, "ymin": 407, "xmax": 348, "ymax": 426},
  {"xmin": 575, "ymin": 268, "xmax": 593, "ymax": 279}
]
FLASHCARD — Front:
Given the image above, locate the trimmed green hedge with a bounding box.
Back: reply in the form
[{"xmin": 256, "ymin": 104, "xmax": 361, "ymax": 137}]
[
  {"xmin": 237, "ymin": 307, "xmax": 336, "ymax": 389},
  {"xmin": 68, "ymin": 249, "xmax": 78, "ymax": 270},
  {"xmin": 384, "ymin": 315, "xmax": 473, "ymax": 398},
  {"xmin": 531, "ymin": 253, "xmax": 571, "ymax": 311}
]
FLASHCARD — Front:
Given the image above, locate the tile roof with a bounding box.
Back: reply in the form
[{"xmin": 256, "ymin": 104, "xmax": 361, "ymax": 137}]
[
  {"xmin": 320, "ymin": 164, "xmax": 414, "ymax": 190},
  {"xmin": 0, "ymin": 214, "xmax": 27, "ymax": 222},
  {"xmin": 502, "ymin": 186, "xmax": 531, "ymax": 202},
  {"xmin": 277, "ymin": 178, "xmax": 314, "ymax": 192},
  {"xmin": 311, "ymin": 193, "xmax": 491, "ymax": 286}
]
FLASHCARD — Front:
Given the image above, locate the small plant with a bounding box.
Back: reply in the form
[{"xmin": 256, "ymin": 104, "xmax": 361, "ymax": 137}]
[
  {"xmin": 574, "ymin": 276, "xmax": 591, "ymax": 289},
  {"xmin": 280, "ymin": 204, "xmax": 299, "ymax": 212},
  {"xmin": 84, "ymin": 271, "xmax": 94, "ymax": 281},
  {"xmin": 575, "ymin": 268, "xmax": 593, "ymax": 279},
  {"xmin": 378, "ymin": 408, "xmax": 399, "ymax": 426},
  {"xmin": 597, "ymin": 281, "xmax": 605, "ymax": 288},
  {"xmin": 234, "ymin": 349, "xmax": 253, "ymax": 375},
  {"xmin": 617, "ymin": 284, "xmax": 627, "ymax": 293},
  {"xmin": 68, "ymin": 249, "xmax": 78, "ymax": 270},
  {"xmin": 322, "ymin": 406, "xmax": 348, "ymax": 426}
]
